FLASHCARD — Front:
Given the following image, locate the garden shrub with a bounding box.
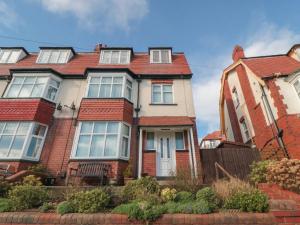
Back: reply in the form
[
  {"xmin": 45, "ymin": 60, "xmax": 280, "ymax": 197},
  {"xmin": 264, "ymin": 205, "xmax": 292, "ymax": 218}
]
[
  {"xmin": 39, "ymin": 202, "xmax": 56, "ymax": 213},
  {"xmin": 27, "ymin": 164, "xmax": 48, "ymax": 173},
  {"xmin": 0, "ymin": 178, "xmax": 12, "ymax": 197},
  {"xmin": 69, "ymin": 188, "xmax": 110, "ymax": 213},
  {"xmin": 196, "ymin": 187, "xmax": 219, "ymax": 210},
  {"xmin": 56, "ymin": 201, "xmax": 75, "ymax": 215},
  {"xmin": 212, "ymin": 178, "xmax": 254, "ymax": 202},
  {"xmin": 249, "ymin": 160, "xmax": 273, "ymax": 185},
  {"xmin": 122, "ymin": 176, "xmax": 160, "ymax": 202},
  {"xmin": 266, "ymin": 158, "xmax": 300, "ymax": 193},
  {"xmin": 8, "ymin": 176, "xmax": 48, "ymax": 211},
  {"xmin": 191, "ymin": 200, "xmax": 212, "ymax": 214},
  {"xmin": 0, "ymin": 198, "xmax": 12, "ymax": 212},
  {"xmin": 175, "ymin": 191, "xmax": 194, "ymax": 202},
  {"xmin": 161, "ymin": 187, "xmax": 177, "ymax": 202},
  {"xmin": 224, "ymin": 189, "xmax": 269, "ymax": 212},
  {"xmin": 112, "ymin": 202, "xmax": 139, "ymax": 214},
  {"xmin": 164, "ymin": 200, "xmax": 212, "ymax": 214}
]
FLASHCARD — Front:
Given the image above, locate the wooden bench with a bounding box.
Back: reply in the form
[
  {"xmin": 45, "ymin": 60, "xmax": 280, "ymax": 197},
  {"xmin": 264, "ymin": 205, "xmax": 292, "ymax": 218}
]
[
  {"xmin": 0, "ymin": 164, "xmax": 15, "ymax": 178},
  {"xmin": 66, "ymin": 162, "xmax": 111, "ymax": 186}
]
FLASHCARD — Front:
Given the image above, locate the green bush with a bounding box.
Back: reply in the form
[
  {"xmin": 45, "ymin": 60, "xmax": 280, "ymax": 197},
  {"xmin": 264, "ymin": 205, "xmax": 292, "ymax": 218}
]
[
  {"xmin": 175, "ymin": 191, "xmax": 194, "ymax": 202},
  {"xmin": 56, "ymin": 201, "xmax": 75, "ymax": 215},
  {"xmin": 8, "ymin": 184, "xmax": 48, "ymax": 210},
  {"xmin": 164, "ymin": 200, "xmax": 212, "ymax": 214},
  {"xmin": 0, "ymin": 198, "xmax": 12, "ymax": 212},
  {"xmin": 122, "ymin": 176, "xmax": 160, "ymax": 202},
  {"xmin": 224, "ymin": 190, "xmax": 269, "ymax": 212},
  {"xmin": 0, "ymin": 179, "xmax": 12, "ymax": 197},
  {"xmin": 69, "ymin": 188, "xmax": 110, "ymax": 213},
  {"xmin": 39, "ymin": 202, "xmax": 56, "ymax": 213},
  {"xmin": 112, "ymin": 202, "xmax": 139, "ymax": 214},
  {"xmin": 196, "ymin": 187, "xmax": 219, "ymax": 210},
  {"xmin": 249, "ymin": 160, "xmax": 273, "ymax": 185},
  {"xmin": 27, "ymin": 164, "xmax": 48, "ymax": 173},
  {"xmin": 22, "ymin": 175, "xmax": 43, "ymax": 186}
]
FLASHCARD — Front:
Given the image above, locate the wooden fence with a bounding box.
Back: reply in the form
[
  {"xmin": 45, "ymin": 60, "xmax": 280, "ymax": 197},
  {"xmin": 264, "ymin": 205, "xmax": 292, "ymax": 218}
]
[{"xmin": 200, "ymin": 147, "xmax": 261, "ymax": 184}]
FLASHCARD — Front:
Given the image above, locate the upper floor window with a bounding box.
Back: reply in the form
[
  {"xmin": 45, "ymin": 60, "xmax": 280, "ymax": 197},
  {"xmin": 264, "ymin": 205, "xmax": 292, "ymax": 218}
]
[
  {"xmin": 293, "ymin": 80, "xmax": 300, "ymax": 98},
  {"xmin": 0, "ymin": 49, "xmax": 22, "ymax": 63},
  {"xmin": 100, "ymin": 50, "xmax": 131, "ymax": 64},
  {"xmin": 37, "ymin": 49, "xmax": 72, "ymax": 64},
  {"xmin": 150, "ymin": 49, "xmax": 171, "ymax": 63},
  {"xmin": 232, "ymin": 87, "xmax": 240, "ymax": 108},
  {"xmin": 5, "ymin": 75, "xmax": 61, "ymax": 102},
  {"xmin": 87, "ymin": 75, "xmax": 132, "ymax": 101},
  {"xmin": 240, "ymin": 119, "xmax": 250, "ymax": 141},
  {"xmin": 72, "ymin": 121, "xmax": 131, "ymax": 159},
  {"xmin": 0, "ymin": 122, "xmax": 47, "ymax": 160},
  {"xmin": 152, "ymin": 84, "xmax": 173, "ymax": 104}
]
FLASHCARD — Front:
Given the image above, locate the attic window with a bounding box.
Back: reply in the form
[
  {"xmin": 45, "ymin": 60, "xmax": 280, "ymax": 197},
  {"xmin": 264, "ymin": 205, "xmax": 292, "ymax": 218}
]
[
  {"xmin": 0, "ymin": 49, "xmax": 22, "ymax": 63},
  {"xmin": 37, "ymin": 49, "xmax": 72, "ymax": 64},
  {"xmin": 150, "ymin": 49, "xmax": 171, "ymax": 63},
  {"xmin": 100, "ymin": 50, "xmax": 131, "ymax": 64}
]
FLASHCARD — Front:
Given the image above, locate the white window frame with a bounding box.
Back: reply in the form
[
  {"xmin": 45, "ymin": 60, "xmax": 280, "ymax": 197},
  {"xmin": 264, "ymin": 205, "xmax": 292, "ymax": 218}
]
[
  {"xmin": 86, "ymin": 73, "xmax": 133, "ymax": 101},
  {"xmin": 292, "ymin": 78, "xmax": 300, "ymax": 99},
  {"xmin": 146, "ymin": 132, "xmax": 156, "ymax": 150},
  {"xmin": 150, "ymin": 49, "xmax": 172, "ymax": 63},
  {"xmin": 0, "ymin": 49, "xmax": 22, "ymax": 64},
  {"xmin": 36, "ymin": 49, "xmax": 72, "ymax": 64},
  {"xmin": 0, "ymin": 122, "xmax": 48, "ymax": 161},
  {"xmin": 240, "ymin": 119, "xmax": 250, "ymax": 142},
  {"xmin": 175, "ymin": 132, "xmax": 185, "ymax": 150},
  {"xmin": 100, "ymin": 50, "xmax": 131, "ymax": 64},
  {"xmin": 71, "ymin": 121, "xmax": 131, "ymax": 160},
  {"xmin": 151, "ymin": 84, "xmax": 174, "ymax": 104},
  {"xmin": 232, "ymin": 87, "xmax": 240, "ymax": 108},
  {"xmin": 4, "ymin": 73, "xmax": 62, "ymax": 103}
]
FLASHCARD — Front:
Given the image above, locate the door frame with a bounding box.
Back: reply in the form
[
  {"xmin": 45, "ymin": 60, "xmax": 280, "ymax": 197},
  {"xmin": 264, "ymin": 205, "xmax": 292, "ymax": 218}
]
[{"xmin": 155, "ymin": 131, "xmax": 176, "ymax": 177}]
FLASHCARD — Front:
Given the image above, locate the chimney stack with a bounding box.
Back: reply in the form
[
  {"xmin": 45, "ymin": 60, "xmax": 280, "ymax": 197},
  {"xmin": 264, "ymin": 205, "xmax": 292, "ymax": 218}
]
[
  {"xmin": 94, "ymin": 43, "xmax": 107, "ymax": 52},
  {"xmin": 232, "ymin": 45, "xmax": 245, "ymax": 62}
]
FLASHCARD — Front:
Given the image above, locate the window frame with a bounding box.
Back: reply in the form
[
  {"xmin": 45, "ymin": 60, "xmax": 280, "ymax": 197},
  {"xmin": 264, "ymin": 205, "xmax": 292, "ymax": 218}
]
[
  {"xmin": 150, "ymin": 49, "xmax": 172, "ymax": 63},
  {"xmin": 146, "ymin": 132, "xmax": 155, "ymax": 151},
  {"xmin": 100, "ymin": 50, "xmax": 131, "ymax": 64},
  {"xmin": 0, "ymin": 122, "xmax": 48, "ymax": 161},
  {"xmin": 4, "ymin": 74, "xmax": 62, "ymax": 103},
  {"xmin": 71, "ymin": 121, "xmax": 131, "ymax": 160},
  {"xmin": 36, "ymin": 49, "xmax": 72, "ymax": 64},
  {"xmin": 292, "ymin": 78, "xmax": 300, "ymax": 99},
  {"xmin": 0, "ymin": 49, "xmax": 22, "ymax": 64},
  {"xmin": 86, "ymin": 73, "xmax": 133, "ymax": 101},
  {"xmin": 175, "ymin": 132, "xmax": 185, "ymax": 150},
  {"xmin": 151, "ymin": 84, "xmax": 174, "ymax": 104},
  {"xmin": 240, "ymin": 119, "xmax": 250, "ymax": 142},
  {"xmin": 232, "ymin": 87, "xmax": 240, "ymax": 108}
]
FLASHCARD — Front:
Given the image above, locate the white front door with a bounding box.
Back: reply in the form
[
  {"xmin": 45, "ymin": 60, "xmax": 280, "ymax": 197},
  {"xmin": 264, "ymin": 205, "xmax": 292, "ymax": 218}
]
[{"xmin": 157, "ymin": 133, "xmax": 175, "ymax": 177}]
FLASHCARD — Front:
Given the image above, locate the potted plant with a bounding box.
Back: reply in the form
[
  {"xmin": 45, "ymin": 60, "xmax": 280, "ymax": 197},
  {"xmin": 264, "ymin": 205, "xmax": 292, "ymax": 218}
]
[{"xmin": 123, "ymin": 161, "xmax": 134, "ymax": 185}]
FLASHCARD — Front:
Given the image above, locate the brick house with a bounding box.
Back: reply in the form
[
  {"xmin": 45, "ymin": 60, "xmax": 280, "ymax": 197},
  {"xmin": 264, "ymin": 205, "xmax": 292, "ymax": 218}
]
[
  {"xmin": 0, "ymin": 45, "xmax": 199, "ymax": 184},
  {"xmin": 199, "ymin": 131, "xmax": 225, "ymax": 149},
  {"xmin": 220, "ymin": 44, "xmax": 300, "ymax": 160}
]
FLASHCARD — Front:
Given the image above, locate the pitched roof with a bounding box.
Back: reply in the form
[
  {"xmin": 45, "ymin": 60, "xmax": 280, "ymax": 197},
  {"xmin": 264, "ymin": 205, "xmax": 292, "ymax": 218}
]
[
  {"xmin": 0, "ymin": 52, "xmax": 192, "ymax": 77},
  {"xmin": 202, "ymin": 130, "xmax": 225, "ymax": 140},
  {"xmin": 242, "ymin": 55, "xmax": 300, "ymax": 78},
  {"xmin": 138, "ymin": 116, "xmax": 194, "ymax": 126}
]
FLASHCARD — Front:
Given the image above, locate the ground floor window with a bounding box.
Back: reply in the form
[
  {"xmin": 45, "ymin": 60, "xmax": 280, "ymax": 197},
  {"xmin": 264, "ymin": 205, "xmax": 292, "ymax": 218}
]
[
  {"xmin": 0, "ymin": 122, "xmax": 47, "ymax": 160},
  {"xmin": 72, "ymin": 121, "xmax": 131, "ymax": 160}
]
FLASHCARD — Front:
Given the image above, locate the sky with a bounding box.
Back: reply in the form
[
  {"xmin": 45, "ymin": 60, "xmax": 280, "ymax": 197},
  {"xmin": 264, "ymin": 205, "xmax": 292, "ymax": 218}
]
[{"xmin": 1, "ymin": 0, "xmax": 300, "ymax": 140}]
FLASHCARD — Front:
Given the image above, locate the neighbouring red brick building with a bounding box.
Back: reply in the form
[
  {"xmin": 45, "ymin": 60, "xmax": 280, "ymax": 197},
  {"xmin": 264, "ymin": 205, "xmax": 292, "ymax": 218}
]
[
  {"xmin": 220, "ymin": 44, "xmax": 300, "ymax": 160},
  {"xmin": 0, "ymin": 45, "xmax": 199, "ymax": 183}
]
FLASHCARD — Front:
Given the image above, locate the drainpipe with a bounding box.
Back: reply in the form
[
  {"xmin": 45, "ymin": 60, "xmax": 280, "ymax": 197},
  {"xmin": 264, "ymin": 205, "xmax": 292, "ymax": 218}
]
[
  {"xmin": 135, "ymin": 77, "xmax": 142, "ymax": 178},
  {"xmin": 189, "ymin": 127, "xmax": 198, "ymax": 178},
  {"xmin": 259, "ymin": 84, "xmax": 290, "ymax": 158}
]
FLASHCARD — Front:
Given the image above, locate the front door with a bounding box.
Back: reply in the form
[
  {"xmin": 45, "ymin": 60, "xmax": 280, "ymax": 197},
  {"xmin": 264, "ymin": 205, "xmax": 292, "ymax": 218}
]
[{"xmin": 157, "ymin": 133, "xmax": 175, "ymax": 177}]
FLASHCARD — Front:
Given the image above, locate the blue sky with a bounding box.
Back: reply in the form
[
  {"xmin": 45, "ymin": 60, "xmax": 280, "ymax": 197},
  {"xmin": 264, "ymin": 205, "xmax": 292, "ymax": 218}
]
[{"xmin": 1, "ymin": 0, "xmax": 300, "ymax": 139}]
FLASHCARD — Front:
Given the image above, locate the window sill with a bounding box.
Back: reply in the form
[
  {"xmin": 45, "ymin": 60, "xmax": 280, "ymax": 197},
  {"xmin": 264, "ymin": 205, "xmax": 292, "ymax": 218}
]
[
  {"xmin": 69, "ymin": 157, "xmax": 129, "ymax": 162},
  {"xmin": 144, "ymin": 149, "xmax": 156, "ymax": 152},
  {"xmin": 0, "ymin": 158, "xmax": 39, "ymax": 162},
  {"xmin": 1, "ymin": 97, "xmax": 56, "ymax": 104},
  {"xmin": 83, "ymin": 97, "xmax": 133, "ymax": 104},
  {"xmin": 176, "ymin": 149, "xmax": 189, "ymax": 152},
  {"xmin": 149, "ymin": 103, "xmax": 177, "ymax": 106}
]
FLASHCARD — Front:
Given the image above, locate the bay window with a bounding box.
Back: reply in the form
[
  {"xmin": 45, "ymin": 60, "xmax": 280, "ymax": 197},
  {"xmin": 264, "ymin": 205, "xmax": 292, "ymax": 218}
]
[
  {"xmin": 152, "ymin": 84, "xmax": 173, "ymax": 104},
  {"xmin": 87, "ymin": 75, "xmax": 132, "ymax": 101},
  {"xmin": 72, "ymin": 121, "xmax": 131, "ymax": 159},
  {"xmin": 5, "ymin": 75, "xmax": 61, "ymax": 102},
  {"xmin": 0, "ymin": 122, "xmax": 47, "ymax": 160}
]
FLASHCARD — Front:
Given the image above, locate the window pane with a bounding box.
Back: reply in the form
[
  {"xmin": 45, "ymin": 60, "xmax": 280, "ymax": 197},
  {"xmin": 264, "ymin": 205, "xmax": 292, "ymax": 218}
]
[
  {"xmin": 58, "ymin": 51, "xmax": 69, "ymax": 63},
  {"xmin": 294, "ymin": 80, "xmax": 300, "ymax": 96},
  {"xmin": 153, "ymin": 85, "xmax": 161, "ymax": 92},
  {"xmin": 107, "ymin": 122, "xmax": 119, "ymax": 133},
  {"xmin": 49, "ymin": 79, "xmax": 60, "ymax": 88},
  {"xmin": 76, "ymin": 135, "xmax": 90, "ymax": 157},
  {"xmin": 163, "ymin": 92, "xmax": 173, "ymax": 103},
  {"xmin": 81, "ymin": 123, "xmax": 93, "ymax": 133},
  {"xmin": 32, "ymin": 124, "xmax": 46, "ymax": 137},
  {"xmin": 39, "ymin": 51, "xmax": 51, "ymax": 63},
  {"xmin": 9, "ymin": 136, "xmax": 25, "ymax": 157},
  {"xmin": 94, "ymin": 122, "xmax": 106, "ymax": 133},
  {"xmin": 0, "ymin": 123, "xmax": 4, "ymax": 133},
  {"xmin": 6, "ymin": 84, "xmax": 21, "ymax": 97},
  {"xmin": 26, "ymin": 137, "xmax": 42, "ymax": 157},
  {"xmin": 46, "ymin": 86, "xmax": 58, "ymax": 100},
  {"xmin": 120, "ymin": 51, "xmax": 129, "ymax": 64},
  {"xmin": 146, "ymin": 132, "xmax": 154, "ymax": 149},
  {"xmin": 31, "ymin": 84, "xmax": 45, "ymax": 97},
  {"xmin": 88, "ymin": 84, "xmax": 99, "ymax": 97},
  {"xmin": 111, "ymin": 51, "xmax": 119, "ymax": 64},
  {"xmin": 90, "ymin": 135, "xmax": 104, "ymax": 157},
  {"xmin": 90, "ymin": 77, "xmax": 101, "ymax": 83},
  {"xmin": 0, "ymin": 51, "xmax": 10, "ymax": 63},
  {"xmin": 163, "ymin": 85, "xmax": 172, "ymax": 92},
  {"xmin": 99, "ymin": 84, "xmax": 111, "ymax": 97},
  {"xmin": 24, "ymin": 77, "xmax": 36, "ymax": 84},
  {"xmin": 102, "ymin": 77, "xmax": 112, "ymax": 83},
  {"xmin": 104, "ymin": 135, "xmax": 117, "ymax": 156},
  {"xmin": 175, "ymin": 132, "xmax": 184, "ymax": 149},
  {"xmin": 125, "ymin": 87, "xmax": 132, "ymax": 100},
  {"xmin": 49, "ymin": 51, "xmax": 60, "ymax": 63},
  {"xmin": 0, "ymin": 136, "xmax": 13, "ymax": 157},
  {"xmin": 113, "ymin": 77, "xmax": 123, "ymax": 83},
  {"xmin": 13, "ymin": 77, "xmax": 24, "ymax": 84},
  {"xmin": 101, "ymin": 51, "xmax": 111, "ymax": 64},
  {"xmin": 4, "ymin": 123, "xmax": 18, "ymax": 134},
  {"xmin": 8, "ymin": 51, "xmax": 20, "ymax": 63},
  {"xmin": 122, "ymin": 124, "xmax": 130, "ymax": 136},
  {"xmin": 19, "ymin": 84, "xmax": 33, "ymax": 97},
  {"xmin": 161, "ymin": 50, "xmax": 170, "ymax": 63},
  {"xmin": 121, "ymin": 137, "xmax": 129, "ymax": 157},
  {"xmin": 17, "ymin": 123, "xmax": 30, "ymax": 135},
  {"xmin": 152, "ymin": 50, "xmax": 160, "ymax": 63},
  {"xmin": 112, "ymin": 84, "xmax": 122, "ymax": 97},
  {"xmin": 153, "ymin": 92, "xmax": 161, "ymax": 103}
]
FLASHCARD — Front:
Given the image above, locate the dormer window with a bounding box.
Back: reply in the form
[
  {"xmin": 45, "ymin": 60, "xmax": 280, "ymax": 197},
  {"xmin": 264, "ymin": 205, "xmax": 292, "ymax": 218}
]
[
  {"xmin": 150, "ymin": 48, "xmax": 172, "ymax": 63},
  {"xmin": 100, "ymin": 50, "xmax": 131, "ymax": 64},
  {"xmin": 0, "ymin": 48, "xmax": 27, "ymax": 64},
  {"xmin": 37, "ymin": 48, "xmax": 74, "ymax": 64}
]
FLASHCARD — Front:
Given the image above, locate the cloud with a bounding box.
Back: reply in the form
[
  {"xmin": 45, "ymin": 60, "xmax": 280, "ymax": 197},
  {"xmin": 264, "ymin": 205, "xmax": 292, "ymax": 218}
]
[
  {"xmin": 0, "ymin": 1, "xmax": 18, "ymax": 30},
  {"xmin": 34, "ymin": 0, "xmax": 149, "ymax": 31},
  {"xmin": 191, "ymin": 22, "xmax": 300, "ymax": 138}
]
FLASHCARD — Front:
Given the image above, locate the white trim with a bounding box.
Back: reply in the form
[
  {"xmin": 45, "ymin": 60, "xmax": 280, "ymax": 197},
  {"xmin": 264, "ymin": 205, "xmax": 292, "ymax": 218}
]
[
  {"xmin": 187, "ymin": 129, "xmax": 194, "ymax": 177},
  {"xmin": 150, "ymin": 49, "xmax": 172, "ymax": 64},
  {"xmin": 138, "ymin": 128, "xmax": 143, "ymax": 178}
]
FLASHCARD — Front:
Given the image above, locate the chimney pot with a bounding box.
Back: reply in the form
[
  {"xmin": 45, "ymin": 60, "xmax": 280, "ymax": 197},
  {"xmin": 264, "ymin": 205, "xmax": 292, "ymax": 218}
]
[
  {"xmin": 232, "ymin": 45, "xmax": 245, "ymax": 62},
  {"xmin": 94, "ymin": 43, "xmax": 107, "ymax": 52}
]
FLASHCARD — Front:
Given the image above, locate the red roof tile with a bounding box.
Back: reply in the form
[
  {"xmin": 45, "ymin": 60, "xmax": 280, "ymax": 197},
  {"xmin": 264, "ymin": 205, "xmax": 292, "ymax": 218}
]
[
  {"xmin": 0, "ymin": 52, "xmax": 192, "ymax": 77},
  {"xmin": 242, "ymin": 55, "xmax": 300, "ymax": 78},
  {"xmin": 139, "ymin": 116, "xmax": 194, "ymax": 126},
  {"xmin": 202, "ymin": 130, "xmax": 225, "ymax": 140}
]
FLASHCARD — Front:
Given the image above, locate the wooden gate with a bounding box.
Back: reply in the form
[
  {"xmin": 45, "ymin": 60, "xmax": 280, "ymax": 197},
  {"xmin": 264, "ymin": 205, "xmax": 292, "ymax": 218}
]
[{"xmin": 200, "ymin": 147, "xmax": 261, "ymax": 184}]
